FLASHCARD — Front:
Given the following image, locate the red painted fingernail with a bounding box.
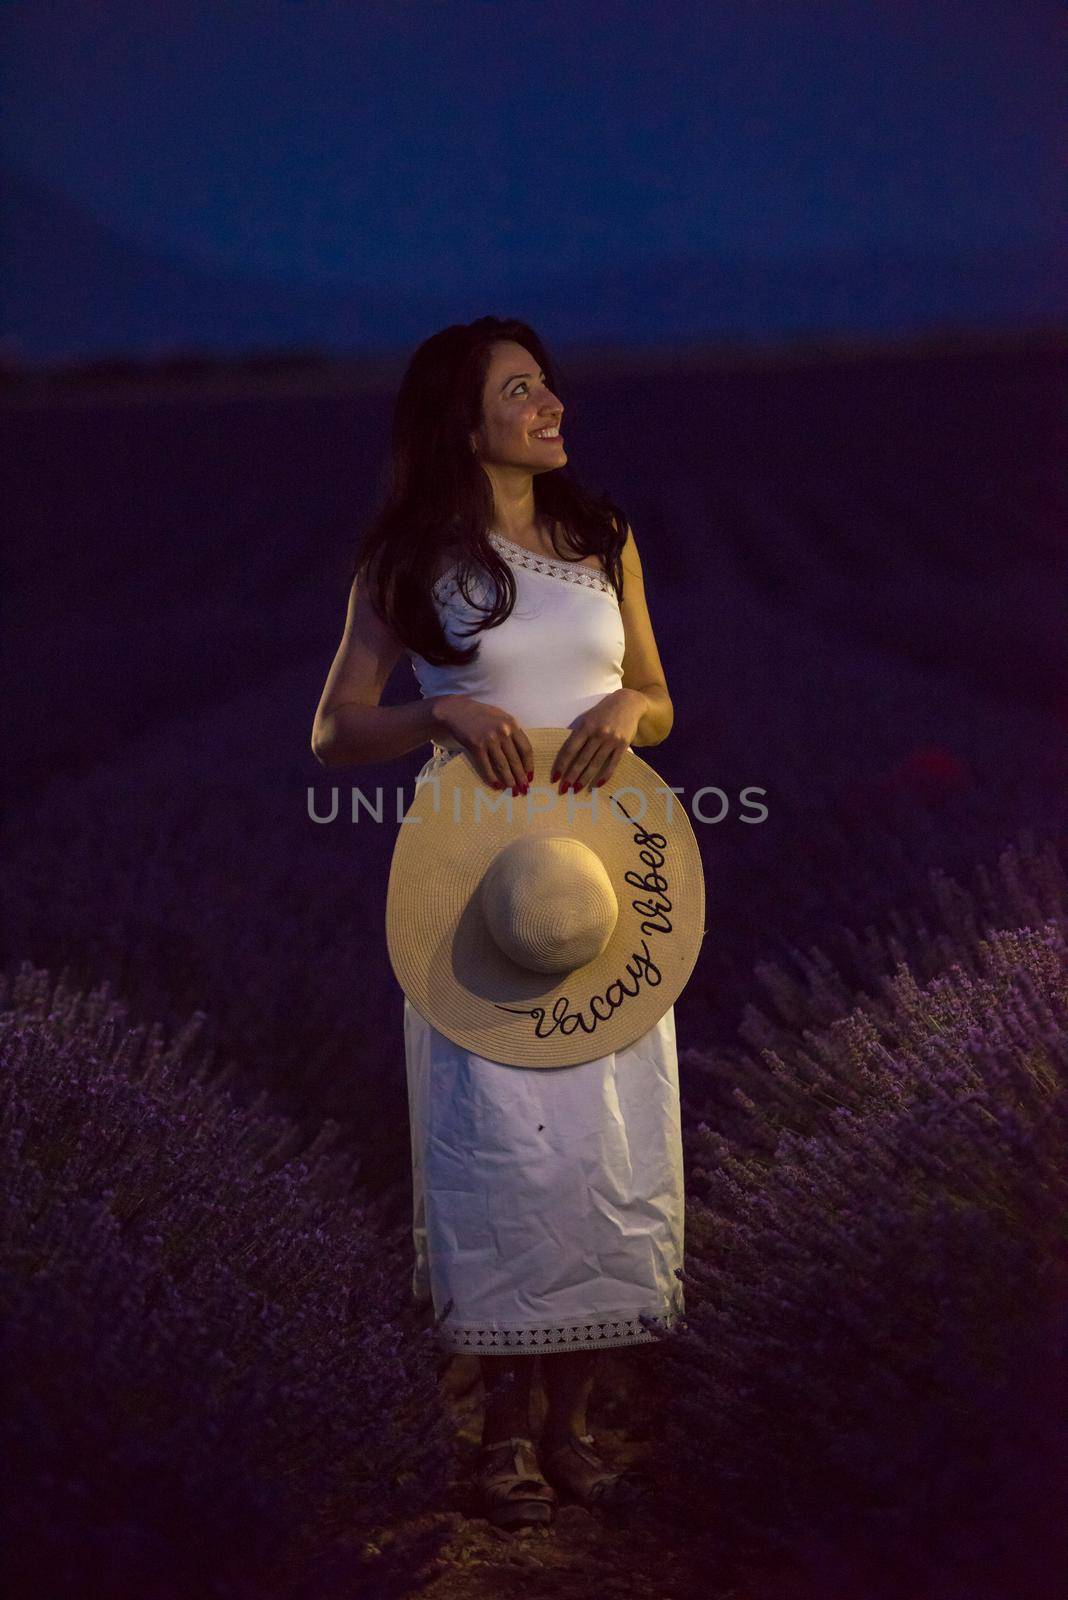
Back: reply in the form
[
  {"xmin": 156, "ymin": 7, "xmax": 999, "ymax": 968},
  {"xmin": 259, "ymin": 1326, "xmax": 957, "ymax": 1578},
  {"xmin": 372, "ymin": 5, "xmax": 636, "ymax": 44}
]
[
  {"xmin": 596, "ymin": 779, "xmax": 606, "ymax": 787},
  {"xmin": 551, "ymin": 770, "xmax": 559, "ymax": 782},
  {"xmin": 526, "ymin": 770, "xmax": 533, "ymax": 783}
]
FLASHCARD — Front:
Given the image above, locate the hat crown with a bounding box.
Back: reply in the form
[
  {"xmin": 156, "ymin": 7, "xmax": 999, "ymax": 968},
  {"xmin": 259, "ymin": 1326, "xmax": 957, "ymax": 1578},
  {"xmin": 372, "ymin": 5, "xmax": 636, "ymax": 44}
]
[{"xmin": 479, "ymin": 835, "xmax": 618, "ymax": 975}]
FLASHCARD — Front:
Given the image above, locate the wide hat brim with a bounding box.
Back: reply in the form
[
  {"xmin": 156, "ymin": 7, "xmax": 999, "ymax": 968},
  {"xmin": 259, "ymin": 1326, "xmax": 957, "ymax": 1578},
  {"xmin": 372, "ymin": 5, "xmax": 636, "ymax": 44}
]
[{"xmin": 386, "ymin": 728, "xmax": 706, "ymax": 1068}]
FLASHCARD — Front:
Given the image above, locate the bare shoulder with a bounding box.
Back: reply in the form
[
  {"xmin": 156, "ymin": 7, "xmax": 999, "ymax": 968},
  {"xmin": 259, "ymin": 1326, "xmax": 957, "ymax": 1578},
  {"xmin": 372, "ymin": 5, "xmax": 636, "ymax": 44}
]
[{"xmin": 617, "ymin": 519, "xmax": 645, "ymax": 585}]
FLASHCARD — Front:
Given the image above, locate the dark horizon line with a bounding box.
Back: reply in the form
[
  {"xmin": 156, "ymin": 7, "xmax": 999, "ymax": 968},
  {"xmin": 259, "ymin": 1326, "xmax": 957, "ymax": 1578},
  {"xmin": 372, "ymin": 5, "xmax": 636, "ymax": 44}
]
[{"xmin": 2, "ymin": 321, "xmax": 1063, "ymax": 410}]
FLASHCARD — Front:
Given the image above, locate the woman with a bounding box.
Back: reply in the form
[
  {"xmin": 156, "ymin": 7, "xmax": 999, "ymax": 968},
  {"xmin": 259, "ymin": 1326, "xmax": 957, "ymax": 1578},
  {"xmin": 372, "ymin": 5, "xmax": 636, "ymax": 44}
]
[{"xmin": 311, "ymin": 317, "xmax": 684, "ymax": 1529}]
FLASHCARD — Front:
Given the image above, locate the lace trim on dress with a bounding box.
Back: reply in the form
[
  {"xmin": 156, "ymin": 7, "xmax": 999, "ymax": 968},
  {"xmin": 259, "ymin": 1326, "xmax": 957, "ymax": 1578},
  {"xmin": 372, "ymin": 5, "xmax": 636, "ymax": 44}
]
[
  {"xmin": 433, "ymin": 1304, "xmax": 684, "ymax": 1355},
  {"xmin": 430, "ymin": 566, "xmax": 472, "ymax": 608},
  {"xmin": 486, "ymin": 529, "xmax": 616, "ymax": 597},
  {"xmin": 430, "ymin": 531, "xmax": 617, "ymax": 603}
]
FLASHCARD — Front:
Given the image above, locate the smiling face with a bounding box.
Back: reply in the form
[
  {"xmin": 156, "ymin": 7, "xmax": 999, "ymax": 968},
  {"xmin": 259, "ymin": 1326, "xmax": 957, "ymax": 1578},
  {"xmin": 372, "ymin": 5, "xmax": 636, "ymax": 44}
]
[{"xmin": 468, "ymin": 340, "xmax": 567, "ymax": 473}]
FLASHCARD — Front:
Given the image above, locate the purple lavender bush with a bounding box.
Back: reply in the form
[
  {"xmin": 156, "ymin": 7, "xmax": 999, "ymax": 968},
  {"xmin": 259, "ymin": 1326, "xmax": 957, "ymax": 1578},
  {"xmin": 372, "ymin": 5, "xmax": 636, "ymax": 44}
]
[
  {"xmin": 1, "ymin": 963, "xmax": 457, "ymax": 1600},
  {"xmin": 0, "ymin": 729, "xmax": 422, "ymax": 1195},
  {"xmin": 648, "ymin": 913, "xmax": 1068, "ymax": 1600}
]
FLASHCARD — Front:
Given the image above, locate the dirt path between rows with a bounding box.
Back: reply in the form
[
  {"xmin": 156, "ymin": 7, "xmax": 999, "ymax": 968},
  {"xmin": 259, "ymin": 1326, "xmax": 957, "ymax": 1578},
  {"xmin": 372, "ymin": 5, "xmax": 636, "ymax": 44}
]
[{"xmin": 357, "ymin": 1347, "xmax": 779, "ymax": 1600}]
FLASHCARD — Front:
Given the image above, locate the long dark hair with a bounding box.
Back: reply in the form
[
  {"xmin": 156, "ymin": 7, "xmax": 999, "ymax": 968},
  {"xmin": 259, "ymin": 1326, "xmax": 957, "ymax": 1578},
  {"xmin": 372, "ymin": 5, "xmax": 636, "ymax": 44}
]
[{"xmin": 348, "ymin": 316, "xmax": 630, "ymax": 666}]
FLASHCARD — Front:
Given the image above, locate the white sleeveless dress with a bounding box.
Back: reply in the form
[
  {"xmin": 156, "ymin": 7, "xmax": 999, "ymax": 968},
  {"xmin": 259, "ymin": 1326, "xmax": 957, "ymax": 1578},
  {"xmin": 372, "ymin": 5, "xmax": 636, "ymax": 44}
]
[{"xmin": 402, "ymin": 529, "xmax": 686, "ymax": 1356}]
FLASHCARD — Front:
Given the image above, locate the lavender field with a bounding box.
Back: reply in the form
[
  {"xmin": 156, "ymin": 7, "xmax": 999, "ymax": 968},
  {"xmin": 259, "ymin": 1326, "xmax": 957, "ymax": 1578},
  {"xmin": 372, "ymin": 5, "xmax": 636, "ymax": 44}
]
[{"xmin": 3, "ymin": 331, "xmax": 1068, "ymax": 1600}]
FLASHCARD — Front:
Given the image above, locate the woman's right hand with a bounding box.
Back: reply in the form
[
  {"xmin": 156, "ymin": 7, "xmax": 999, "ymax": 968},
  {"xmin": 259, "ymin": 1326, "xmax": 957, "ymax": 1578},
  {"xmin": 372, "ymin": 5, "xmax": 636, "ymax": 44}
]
[{"xmin": 430, "ymin": 696, "xmax": 534, "ymax": 793}]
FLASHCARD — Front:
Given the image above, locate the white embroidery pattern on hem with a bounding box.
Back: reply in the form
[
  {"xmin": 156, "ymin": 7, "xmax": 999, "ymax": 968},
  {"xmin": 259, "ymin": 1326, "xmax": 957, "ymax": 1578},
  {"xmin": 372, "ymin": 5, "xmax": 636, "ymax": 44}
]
[{"xmin": 433, "ymin": 1305, "xmax": 684, "ymax": 1354}]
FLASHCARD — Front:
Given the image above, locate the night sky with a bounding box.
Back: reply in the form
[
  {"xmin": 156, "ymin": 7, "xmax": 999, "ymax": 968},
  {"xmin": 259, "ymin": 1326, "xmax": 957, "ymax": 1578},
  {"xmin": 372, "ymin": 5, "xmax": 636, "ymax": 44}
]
[{"xmin": 3, "ymin": 0, "xmax": 1064, "ymax": 363}]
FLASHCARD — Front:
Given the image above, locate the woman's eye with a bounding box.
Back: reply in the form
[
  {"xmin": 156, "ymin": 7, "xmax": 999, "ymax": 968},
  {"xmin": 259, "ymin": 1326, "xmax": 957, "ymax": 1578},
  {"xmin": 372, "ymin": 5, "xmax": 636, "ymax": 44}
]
[{"xmin": 513, "ymin": 376, "xmax": 546, "ymax": 396}]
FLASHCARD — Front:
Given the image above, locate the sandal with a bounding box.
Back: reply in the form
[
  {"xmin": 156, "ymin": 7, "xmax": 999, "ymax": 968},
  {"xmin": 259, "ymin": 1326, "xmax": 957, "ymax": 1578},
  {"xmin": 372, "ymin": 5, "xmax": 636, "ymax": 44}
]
[
  {"xmin": 540, "ymin": 1431, "xmax": 651, "ymax": 1511},
  {"xmin": 473, "ymin": 1435, "xmax": 557, "ymax": 1529}
]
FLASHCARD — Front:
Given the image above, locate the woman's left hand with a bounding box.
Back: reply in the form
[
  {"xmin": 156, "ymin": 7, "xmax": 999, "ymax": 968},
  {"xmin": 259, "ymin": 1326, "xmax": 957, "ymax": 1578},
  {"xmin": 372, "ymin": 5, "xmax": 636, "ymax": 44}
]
[{"xmin": 551, "ymin": 688, "xmax": 648, "ymax": 794}]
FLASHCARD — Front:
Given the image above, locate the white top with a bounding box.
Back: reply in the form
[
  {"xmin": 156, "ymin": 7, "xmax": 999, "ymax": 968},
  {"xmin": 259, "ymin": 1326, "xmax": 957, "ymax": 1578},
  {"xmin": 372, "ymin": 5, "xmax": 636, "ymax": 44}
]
[{"xmin": 408, "ymin": 529, "xmax": 626, "ymax": 757}]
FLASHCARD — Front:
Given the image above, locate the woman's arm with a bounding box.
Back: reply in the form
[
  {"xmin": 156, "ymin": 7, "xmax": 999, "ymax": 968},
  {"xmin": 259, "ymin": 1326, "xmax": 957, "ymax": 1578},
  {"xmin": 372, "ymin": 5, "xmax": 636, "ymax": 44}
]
[
  {"xmin": 313, "ymin": 696, "xmax": 445, "ymax": 769},
  {"xmin": 617, "ymin": 523, "xmax": 674, "ymax": 747},
  {"xmin": 311, "ymin": 573, "xmax": 445, "ymax": 768},
  {"xmin": 622, "ymin": 683, "xmax": 674, "ymax": 748}
]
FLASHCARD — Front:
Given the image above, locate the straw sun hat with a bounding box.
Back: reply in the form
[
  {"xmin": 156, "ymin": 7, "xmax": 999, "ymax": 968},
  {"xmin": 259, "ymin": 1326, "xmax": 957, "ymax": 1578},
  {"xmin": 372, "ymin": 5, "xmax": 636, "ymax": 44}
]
[{"xmin": 386, "ymin": 728, "xmax": 706, "ymax": 1068}]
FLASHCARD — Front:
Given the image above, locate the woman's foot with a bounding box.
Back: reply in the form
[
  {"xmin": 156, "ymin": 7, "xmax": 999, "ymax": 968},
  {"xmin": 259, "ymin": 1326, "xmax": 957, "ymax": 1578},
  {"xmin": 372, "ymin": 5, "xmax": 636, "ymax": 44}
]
[
  {"xmin": 473, "ymin": 1435, "xmax": 557, "ymax": 1529},
  {"xmin": 539, "ymin": 1430, "xmax": 651, "ymax": 1511}
]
